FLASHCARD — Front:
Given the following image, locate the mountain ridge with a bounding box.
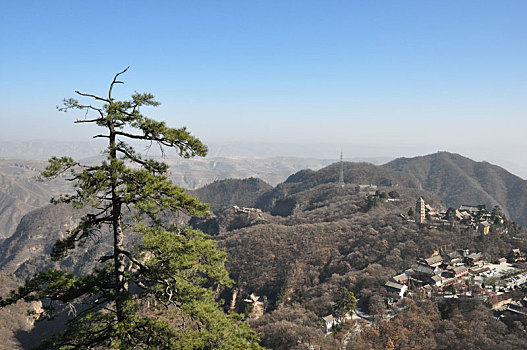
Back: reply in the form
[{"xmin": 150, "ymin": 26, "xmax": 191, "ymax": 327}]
[
  {"xmin": 383, "ymin": 151, "xmax": 527, "ymax": 225},
  {"xmin": 2, "ymin": 152, "xmax": 527, "ymax": 348}
]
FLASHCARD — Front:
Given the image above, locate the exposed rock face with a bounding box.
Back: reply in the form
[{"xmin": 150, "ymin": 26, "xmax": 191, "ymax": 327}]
[
  {"xmin": 0, "ymin": 203, "xmax": 117, "ymax": 281},
  {"xmin": 0, "ymin": 159, "xmax": 71, "ymax": 239},
  {"xmin": 0, "ymin": 204, "xmax": 81, "ymax": 276}
]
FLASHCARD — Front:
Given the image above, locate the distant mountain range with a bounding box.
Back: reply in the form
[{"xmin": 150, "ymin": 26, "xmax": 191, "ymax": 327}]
[
  {"xmin": 2, "ymin": 151, "xmax": 527, "ymax": 348},
  {"xmin": 0, "ymin": 156, "xmax": 334, "ymax": 238},
  {"xmin": 0, "ymin": 156, "xmax": 436, "ymax": 277},
  {"xmin": 0, "ymin": 159, "xmax": 70, "ymax": 238},
  {"xmin": 383, "ymin": 152, "xmax": 527, "ymax": 226},
  {"xmin": 0, "ymin": 141, "xmax": 105, "ymax": 160},
  {"xmin": 2, "ymin": 150, "xmax": 527, "ymax": 239},
  {"xmin": 163, "ymin": 156, "xmax": 335, "ymax": 189},
  {"xmin": 0, "ymin": 140, "xmax": 391, "ymax": 163},
  {"xmin": 190, "ymin": 152, "xmax": 527, "ymax": 226},
  {"xmin": 2, "ymin": 149, "xmax": 527, "ymax": 239}
]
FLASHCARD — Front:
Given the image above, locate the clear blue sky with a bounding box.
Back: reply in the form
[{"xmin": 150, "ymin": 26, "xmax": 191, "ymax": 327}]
[{"xmin": 1, "ymin": 1, "xmax": 526, "ymax": 167}]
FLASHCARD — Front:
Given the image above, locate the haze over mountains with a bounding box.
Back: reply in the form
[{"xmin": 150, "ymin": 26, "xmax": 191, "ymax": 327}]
[
  {"xmin": 3, "ymin": 150, "xmax": 527, "ymax": 348},
  {"xmin": 2, "ymin": 140, "xmax": 526, "ymax": 179},
  {"xmin": 0, "ymin": 159, "xmax": 70, "ymax": 238},
  {"xmin": 0, "ymin": 141, "xmax": 389, "ymax": 165},
  {"xmin": 4, "ymin": 149, "xmax": 527, "ymax": 282},
  {"xmin": 384, "ymin": 152, "xmax": 527, "ymax": 226},
  {"xmin": 2, "ymin": 148, "xmax": 527, "ymax": 240},
  {"xmin": 0, "ymin": 159, "xmax": 432, "ymax": 277}
]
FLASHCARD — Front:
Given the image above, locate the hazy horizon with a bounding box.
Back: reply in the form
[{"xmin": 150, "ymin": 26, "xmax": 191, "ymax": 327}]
[
  {"xmin": 1, "ymin": 139, "xmax": 526, "ymax": 181},
  {"xmin": 1, "ymin": 1, "xmax": 526, "ymax": 177}
]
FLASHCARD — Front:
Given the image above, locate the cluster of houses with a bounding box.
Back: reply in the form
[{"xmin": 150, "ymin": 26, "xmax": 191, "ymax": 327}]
[
  {"xmin": 321, "ymin": 314, "xmax": 349, "ymax": 334},
  {"xmin": 495, "ymin": 297, "xmax": 527, "ymax": 321},
  {"xmin": 410, "ymin": 197, "xmax": 505, "ymax": 235},
  {"xmin": 386, "ymin": 250, "xmax": 481, "ymax": 298},
  {"xmin": 386, "ymin": 248, "xmax": 527, "ymax": 301},
  {"xmin": 512, "ymin": 248, "xmax": 527, "ymax": 262},
  {"xmin": 325, "ymin": 246, "xmax": 527, "ymax": 334},
  {"xmin": 324, "ymin": 247, "xmax": 527, "ymax": 334},
  {"xmin": 232, "ymin": 205, "xmax": 263, "ymax": 218},
  {"xmin": 356, "ymin": 184, "xmax": 378, "ymax": 196}
]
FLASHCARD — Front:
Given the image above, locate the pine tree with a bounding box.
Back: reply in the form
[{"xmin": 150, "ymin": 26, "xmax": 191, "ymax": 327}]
[
  {"xmin": 0, "ymin": 68, "xmax": 262, "ymax": 349},
  {"xmin": 334, "ymin": 286, "xmax": 357, "ymax": 317}
]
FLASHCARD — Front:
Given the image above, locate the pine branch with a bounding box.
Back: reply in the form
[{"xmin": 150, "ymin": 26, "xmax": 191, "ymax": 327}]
[
  {"xmin": 75, "ymin": 90, "xmax": 111, "ymax": 103},
  {"xmin": 108, "ymin": 66, "xmax": 129, "ymax": 100}
]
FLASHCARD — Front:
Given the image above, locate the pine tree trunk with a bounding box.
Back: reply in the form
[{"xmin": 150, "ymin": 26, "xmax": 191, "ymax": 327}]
[{"xmin": 109, "ymin": 126, "xmax": 127, "ymax": 322}]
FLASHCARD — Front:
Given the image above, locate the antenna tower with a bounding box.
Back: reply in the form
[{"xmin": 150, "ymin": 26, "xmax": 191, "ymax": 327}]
[{"xmin": 338, "ymin": 152, "xmax": 344, "ymax": 186}]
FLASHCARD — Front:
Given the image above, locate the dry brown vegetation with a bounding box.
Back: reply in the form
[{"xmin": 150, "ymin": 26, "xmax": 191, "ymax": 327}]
[{"xmin": 3, "ymin": 159, "xmax": 527, "ymax": 348}]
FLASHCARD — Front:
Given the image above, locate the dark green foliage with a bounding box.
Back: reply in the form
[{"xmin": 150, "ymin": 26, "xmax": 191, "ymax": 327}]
[
  {"xmin": 491, "ymin": 205, "xmax": 505, "ymax": 224},
  {"xmin": 189, "ymin": 215, "xmax": 221, "ymax": 236},
  {"xmin": 366, "ymin": 191, "xmax": 388, "ymax": 211},
  {"xmin": 0, "ymin": 69, "xmax": 261, "ymax": 349},
  {"xmin": 367, "ymin": 194, "xmax": 381, "ymax": 210},
  {"xmin": 388, "ymin": 190, "xmax": 399, "ymax": 199},
  {"xmin": 271, "ymin": 197, "xmax": 297, "ymax": 217},
  {"xmin": 334, "ymin": 286, "xmax": 357, "ymax": 316},
  {"xmin": 446, "ymin": 207, "xmax": 456, "ymax": 221}
]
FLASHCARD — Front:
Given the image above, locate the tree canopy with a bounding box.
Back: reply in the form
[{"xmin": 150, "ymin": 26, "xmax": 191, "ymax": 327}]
[{"xmin": 0, "ymin": 68, "xmax": 261, "ymax": 349}]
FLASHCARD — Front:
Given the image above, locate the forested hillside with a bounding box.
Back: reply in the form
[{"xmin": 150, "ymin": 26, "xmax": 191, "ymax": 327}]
[
  {"xmin": 191, "ymin": 177, "xmax": 272, "ymax": 211},
  {"xmin": 384, "ymin": 151, "xmax": 527, "ymax": 225},
  {"xmin": 2, "ymin": 159, "xmax": 527, "ymax": 348},
  {"xmin": 193, "ymin": 162, "xmax": 527, "ymax": 348},
  {"xmin": 254, "ymin": 162, "xmax": 419, "ymax": 215}
]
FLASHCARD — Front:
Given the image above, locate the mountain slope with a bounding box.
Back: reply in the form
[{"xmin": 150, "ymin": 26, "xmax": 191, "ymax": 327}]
[
  {"xmin": 0, "ymin": 159, "xmax": 72, "ymax": 239},
  {"xmin": 0, "ymin": 170, "xmax": 53, "ymax": 239},
  {"xmin": 384, "ymin": 152, "xmax": 527, "ymax": 225},
  {"xmin": 0, "ymin": 203, "xmax": 117, "ymax": 281},
  {"xmin": 255, "ymin": 162, "xmax": 419, "ymax": 213},
  {"xmin": 2, "ymin": 159, "xmax": 527, "ymax": 349},
  {"xmin": 0, "ymin": 204, "xmax": 81, "ymax": 275},
  {"xmin": 215, "ymin": 171, "xmax": 527, "ymax": 348},
  {"xmin": 191, "ymin": 177, "xmax": 272, "ymax": 212}
]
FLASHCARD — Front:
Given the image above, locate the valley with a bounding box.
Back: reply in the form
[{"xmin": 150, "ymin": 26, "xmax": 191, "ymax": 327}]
[{"xmin": 2, "ymin": 153, "xmax": 527, "ymax": 348}]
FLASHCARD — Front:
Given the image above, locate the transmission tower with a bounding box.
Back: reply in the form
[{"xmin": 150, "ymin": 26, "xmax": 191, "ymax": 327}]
[{"xmin": 338, "ymin": 152, "xmax": 344, "ymax": 187}]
